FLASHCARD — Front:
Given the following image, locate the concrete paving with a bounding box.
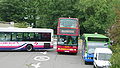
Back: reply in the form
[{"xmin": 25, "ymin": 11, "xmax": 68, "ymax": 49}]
[{"xmin": 0, "ymin": 23, "xmax": 13, "ymax": 28}]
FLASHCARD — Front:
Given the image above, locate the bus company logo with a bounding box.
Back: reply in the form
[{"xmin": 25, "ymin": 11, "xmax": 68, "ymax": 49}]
[{"xmin": 0, "ymin": 42, "xmax": 16, "ymax": 44}]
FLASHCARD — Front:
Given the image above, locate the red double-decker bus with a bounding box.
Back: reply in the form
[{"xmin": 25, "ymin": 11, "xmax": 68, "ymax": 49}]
[{"xmin": 57, "ymin": 18, "xmax": 79, "ymax": 54}]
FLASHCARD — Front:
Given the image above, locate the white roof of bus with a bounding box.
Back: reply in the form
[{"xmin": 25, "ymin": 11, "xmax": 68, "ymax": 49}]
[
  {"xmin": 0, "ymin": 27, "xmax": 53, "ymax": 33},
  {"xmin": 95, "ymin": 48, "xmax": 112, "ymax": 54}
]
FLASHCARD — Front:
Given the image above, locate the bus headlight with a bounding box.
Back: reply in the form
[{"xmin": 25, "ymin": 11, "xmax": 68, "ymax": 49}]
[
  {"xmin": 74, "ymin": 49, "xmax": 76, "ymax": 51},
  {"xmin": 58, "ymin": 48, "xmax": 60, "ymax": 50},
  {"xmin": 87, "ymin": 57, "xmax": 91, "ymax": 59},
  {"xmin": 70, "ymin": 49, "xmax": 73, "ymax": 51}
]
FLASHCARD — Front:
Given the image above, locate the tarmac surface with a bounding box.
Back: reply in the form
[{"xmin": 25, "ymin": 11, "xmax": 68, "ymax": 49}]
[{"xmin": 0, "ymin": 40, "xmax": 93, "ymax": 68}]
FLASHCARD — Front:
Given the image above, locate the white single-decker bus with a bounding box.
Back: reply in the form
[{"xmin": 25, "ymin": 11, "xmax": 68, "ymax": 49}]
[{"xmin": 0, "ymin": 28, "xmax": 54, "ymax": 51}]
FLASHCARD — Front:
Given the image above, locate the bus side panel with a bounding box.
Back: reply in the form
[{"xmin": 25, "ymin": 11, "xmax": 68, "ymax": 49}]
[
  {"xmin": 0, "ymin": 42, "xmax": 27, "ymax": 50},
  {"xmin": 0, "ymin": 42, "xmax": 53, "ymax": 51}
]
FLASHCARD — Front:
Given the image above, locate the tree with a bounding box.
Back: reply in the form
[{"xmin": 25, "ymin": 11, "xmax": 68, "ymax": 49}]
[
  {"xmin": 108, "ymin": 0, "xmax": 120, "ymax": 44},
  {"xmin": 107, "ymin": 0, "xmax": 120, "ymax": 68},
  {"xmin": 110, "ymin": 44, "xmax": 120, "ymax": 68},
  {"xmin": 0, "ymin": 0, "xmax": 16, "ymax": 21},
  {"xmin": 74, "ymin": 0, "xmax": 115, "ymax": 34},
  {"xmin": 0, "ymin": 0, "xmax": 116, "ymax": 34},
  {"xmin": 35, "ymin": 0, "xmax": 78, "ymax": 33}
]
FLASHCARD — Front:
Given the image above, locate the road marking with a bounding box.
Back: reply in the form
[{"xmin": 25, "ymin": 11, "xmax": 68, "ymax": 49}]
[
  {"xmin": 40, "ymin": 51, "xmax": 47, "ymax": 55},
  {"xmin": 31, "ymin": 62, "xmax": 41, "ymax": 68},
  {"xmin": 34, "ymin": 56, "xmax": 50, "ymax": 61}
]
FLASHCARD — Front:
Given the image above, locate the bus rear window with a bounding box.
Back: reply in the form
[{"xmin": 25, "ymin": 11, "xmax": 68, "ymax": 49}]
[
  {"xmin": 60, "ymin": 19, "xmax": 77, "ymax": 28},
  {"xmin": 88, "ymin": 37, "xmax": 109, "ymax": 42}
]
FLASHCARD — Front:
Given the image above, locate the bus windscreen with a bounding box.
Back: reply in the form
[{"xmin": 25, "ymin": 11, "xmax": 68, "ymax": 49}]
[
  {"xmin": 60, "ymin": 19, "xmax": 77, "ymax": 28},
  {"xmin": 88, "ymin": 37, "xmax": 109, "ymax": 42},
  {"xmin": 58, "ymin": 35, "xmax": 78, "ymax": 45}
]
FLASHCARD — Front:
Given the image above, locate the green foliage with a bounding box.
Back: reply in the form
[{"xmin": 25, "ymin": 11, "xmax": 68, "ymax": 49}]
[
  {"xmin": 108, "ymin": 1, "xmax": 120, "ymax": 67},
  {"xmin": 0, "ymin": 0, "xmax": 78, "ymax": 30},
  {"xmin": 110, "ymin": 45, "xmax": 120, "ymax": 68},
  {"xmin": 109, "ymin": 22, "xmax": 120, "ymax": 44},
  {"xmin": 74, "ymin": 0, "xmax": 115, "ymax": 34},
  {"xmin": 14, "ymin": 22, "xmax": 28, "ymax": 28},
  {"xmin": 108, "ymin": 0, "xmax": 120, "ymax": 44},
  {"xmin": 0, "ymin": 0, "xmax": 24, "ymax": 22},
  {"xmin": 0, "ymin": 0, "xmax": 116, "ymax": 34}
]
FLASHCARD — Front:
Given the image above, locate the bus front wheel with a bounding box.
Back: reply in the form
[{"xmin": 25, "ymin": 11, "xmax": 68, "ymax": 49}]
[
  {"xmin": 26, "ymin": 45, "xmax": 33, "ymax": 51},
  {"xmin": 85, "ymin": 61, "xmax": 88, "ymax": 65},
  {"xmin": 93, "ymin": 65, "xmax": 96, "ymax": 68},
  {"xmin": 73, "ymin": 52, "xmax": 77, "ymax": 55},
  {"xmin": 57, "ymin": 52, "xmax": 61, "ymax": 54}
]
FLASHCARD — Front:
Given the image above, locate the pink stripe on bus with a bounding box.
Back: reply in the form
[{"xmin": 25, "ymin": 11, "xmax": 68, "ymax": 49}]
[
  {"xmin": 34, "ymin": 45, "xmax": 53, "ymax": 48},
  {"xmin": 0, "ymin": 46, "xmax": 20, "ymax": 48},
  {"xmin": 0, "ymin": 45, "xmax": 53, "ymax": 48}
]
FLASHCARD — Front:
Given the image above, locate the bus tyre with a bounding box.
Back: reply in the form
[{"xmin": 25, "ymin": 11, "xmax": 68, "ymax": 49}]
[
  {"xmin": 73, "ymin": 53, "xmax": 77, "ymax": 55},
  {"xmin": 85, "ymin": 61, "xmax": 88, "ymax": 65},
  {"xmin": 93, "ymin": 65, "xmax": 95, "ymax": 68},
  {"xmin": 26, "ymin": 45, "xmax": 33, "ymax": 51},
  {"xmin": 57, "ymin": 52, "xmax": 61, "ymax": 54}
]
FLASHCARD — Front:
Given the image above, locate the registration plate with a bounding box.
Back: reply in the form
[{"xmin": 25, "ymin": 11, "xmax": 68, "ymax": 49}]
[
  {"xmin": 64, "ymin": 51, "xmax": 69, "ymax": 52},
  {"xmin": 61, "ymin": 48, "xmax": 69, "ymax": 50}
]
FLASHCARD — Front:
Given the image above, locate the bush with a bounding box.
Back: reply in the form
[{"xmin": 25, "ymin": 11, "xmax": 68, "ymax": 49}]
[
  {"xmin": 110, "ymin": 44, "xmax": 120, "ymax": 68},
  {"xmin": 14, "ymin": 22, "xmax": 29, "ymax": 28}
]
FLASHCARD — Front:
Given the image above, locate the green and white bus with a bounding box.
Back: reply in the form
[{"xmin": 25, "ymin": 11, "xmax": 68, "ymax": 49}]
[{"xmin": 81, "ymin": 34, "xmax": 111, "ymax": 64}]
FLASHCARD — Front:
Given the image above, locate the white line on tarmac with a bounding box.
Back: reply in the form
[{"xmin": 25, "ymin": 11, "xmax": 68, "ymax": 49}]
[
  {"xmin": 34, "ymin": 56, "xmax": 50, "ymax": 61},
  {"xmin": 40, "ymin": 51, "xmax": 47, "ymax": 55},
  {"xmin": 31, "ymin": 62, "xmax": 41, "ymax": 68}
]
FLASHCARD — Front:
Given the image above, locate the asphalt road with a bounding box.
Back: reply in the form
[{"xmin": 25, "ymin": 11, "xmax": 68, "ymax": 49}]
[{"xmin": 0, "ymin": 41, "xmax": 93, "ymax": 68}]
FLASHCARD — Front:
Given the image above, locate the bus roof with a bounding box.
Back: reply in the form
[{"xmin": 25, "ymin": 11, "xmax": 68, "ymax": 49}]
[
  {"xmin": 0, "ymin": 27, "xmax": 53, "ymax": 33},
  {"xmin": 59, "ymin": 17, "xmax": 78, "ymax": 20},
  {"xmin": 82, "ymin": 34, "xmax": 108, "ymax": 38}
]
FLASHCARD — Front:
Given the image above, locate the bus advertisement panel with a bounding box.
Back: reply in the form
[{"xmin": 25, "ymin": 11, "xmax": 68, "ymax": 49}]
[
  {"xmin": 0, "ymin": 28, "xmax": 54, "ymax": 51},
  {"xmin": 57, "ymin": 18, "xmax": 79, "ymax": 54},
  {"xmin": 81, "ymin": 34, "xmax": 111, "ymax": 64}
]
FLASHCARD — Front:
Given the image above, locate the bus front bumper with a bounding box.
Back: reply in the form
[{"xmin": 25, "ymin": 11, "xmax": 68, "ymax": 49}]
[
  {"xmin": 84, "ymin": 58, "xmax": 94, "ymax": 62},
  {"xmin": 57, "ymin": 49, "xmax": 78, "ymax": 53}
]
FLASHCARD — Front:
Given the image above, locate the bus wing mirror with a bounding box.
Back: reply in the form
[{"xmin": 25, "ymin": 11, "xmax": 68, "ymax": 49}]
[
  {"xmin": 110, "ymin": 41, "xmax": 113, "ymax": 45},
  {"xmin": 104, "ymin": 43, "xmax": 109, "ymax": 46},
  {"xmin": 94, "ymin": 57, "xmax": 97, "ymax": 60}
]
